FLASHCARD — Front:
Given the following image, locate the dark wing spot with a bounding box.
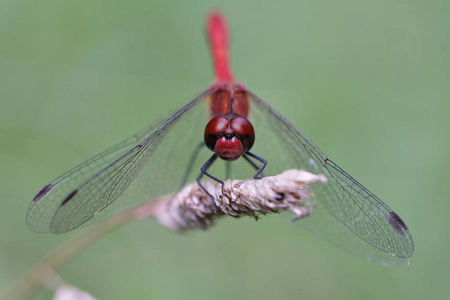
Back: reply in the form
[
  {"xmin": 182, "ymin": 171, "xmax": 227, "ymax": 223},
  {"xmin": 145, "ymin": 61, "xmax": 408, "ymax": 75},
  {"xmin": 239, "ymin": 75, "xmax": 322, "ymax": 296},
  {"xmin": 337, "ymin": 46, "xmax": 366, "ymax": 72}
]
[
  {"xmin": 33, "ymin": 184, "xmax": 53, "ymax": 202},
  {"xmin": 61, "ymin": 190, "xmax": 78, "ymax": 206},
  {"xmin": 387, "ymin": 211, "xmax": 408, "ymax": 235}
]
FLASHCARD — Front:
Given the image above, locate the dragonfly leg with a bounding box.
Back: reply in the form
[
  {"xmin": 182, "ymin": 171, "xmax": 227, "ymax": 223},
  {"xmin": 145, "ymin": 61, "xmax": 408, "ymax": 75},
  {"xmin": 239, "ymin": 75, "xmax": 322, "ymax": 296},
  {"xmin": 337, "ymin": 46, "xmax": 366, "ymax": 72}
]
[
  {"xmin": 198, "ymin": 154, "xmax": 224, "ymax": 213},
  {"xmin": 242, "ymin": 153, "xmax": 266, "ymax": 178},
  {"xmin": 180, "ymin": 141, "xmax": 205, "ymax": 188},
  {"xmin": 244, "ymin": 152, "xmax": 267, "ymax": 179}
]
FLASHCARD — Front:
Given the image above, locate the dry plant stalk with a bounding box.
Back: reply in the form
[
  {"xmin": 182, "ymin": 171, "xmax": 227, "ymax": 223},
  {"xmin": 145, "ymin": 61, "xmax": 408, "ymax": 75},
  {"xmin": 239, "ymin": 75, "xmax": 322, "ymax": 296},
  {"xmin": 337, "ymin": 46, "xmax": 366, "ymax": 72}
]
[
  {"xmin": 1, "ymin": 169, "xmax": 326, "ymax": 300},
  {"xmin": 153, "ymin": 169, "xmax": 328, "ymax": 231}
]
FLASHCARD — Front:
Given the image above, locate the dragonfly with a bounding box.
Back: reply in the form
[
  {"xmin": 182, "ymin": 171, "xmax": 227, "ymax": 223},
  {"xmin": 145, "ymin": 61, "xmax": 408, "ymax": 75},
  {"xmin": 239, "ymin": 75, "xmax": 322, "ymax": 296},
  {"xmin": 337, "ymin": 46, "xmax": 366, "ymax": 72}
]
[{"xmin": 27, "ymin": 12, "xmax": 414, "ymax": 265}]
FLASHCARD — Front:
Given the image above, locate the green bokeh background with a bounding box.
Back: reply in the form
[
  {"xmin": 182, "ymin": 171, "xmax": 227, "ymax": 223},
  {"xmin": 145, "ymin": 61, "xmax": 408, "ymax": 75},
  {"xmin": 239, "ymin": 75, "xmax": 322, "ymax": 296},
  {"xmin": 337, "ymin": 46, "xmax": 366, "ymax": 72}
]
[{"xmin": 1, "ymin": 0, "xmax": 448, "ymax": 299}]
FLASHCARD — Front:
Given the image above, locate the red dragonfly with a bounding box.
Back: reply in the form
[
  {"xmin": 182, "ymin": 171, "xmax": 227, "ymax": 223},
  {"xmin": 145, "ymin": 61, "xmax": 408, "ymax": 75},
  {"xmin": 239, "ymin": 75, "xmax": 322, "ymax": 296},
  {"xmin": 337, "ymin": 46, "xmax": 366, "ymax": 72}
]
[{"xmin": 27, "ymin": 12, "xmax": 414, "ymax": 265}]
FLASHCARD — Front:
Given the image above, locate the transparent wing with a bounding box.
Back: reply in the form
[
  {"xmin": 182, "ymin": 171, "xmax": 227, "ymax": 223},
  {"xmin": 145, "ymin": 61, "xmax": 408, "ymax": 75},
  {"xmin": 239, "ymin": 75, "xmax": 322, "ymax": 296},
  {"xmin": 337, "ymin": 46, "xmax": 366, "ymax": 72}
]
[
  {"xmin": 247, "ymin": 91, "xmax": 414, "ymax": 265},
  {"xmin": 27, "ymin": 88, "xmax": 216, "ymax": 233}
]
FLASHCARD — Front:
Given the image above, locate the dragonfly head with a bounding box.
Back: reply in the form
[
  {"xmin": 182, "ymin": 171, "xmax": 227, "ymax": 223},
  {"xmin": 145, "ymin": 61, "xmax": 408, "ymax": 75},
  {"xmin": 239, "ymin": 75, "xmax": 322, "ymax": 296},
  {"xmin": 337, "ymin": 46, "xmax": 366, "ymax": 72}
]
[{"xmin": 204, "ymin": 114, "xmax": 255, "ymax": 161}]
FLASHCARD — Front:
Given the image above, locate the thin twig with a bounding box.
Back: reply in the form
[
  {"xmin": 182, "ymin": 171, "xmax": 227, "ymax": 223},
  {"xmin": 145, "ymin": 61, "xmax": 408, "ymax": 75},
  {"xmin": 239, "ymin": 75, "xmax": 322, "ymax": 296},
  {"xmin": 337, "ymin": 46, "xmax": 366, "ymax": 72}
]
[
  {"xmin": 0, "ymin": 196, "xmax": 167, "ymax": 300},
  {"xmin": 1, "ymin": 169, "xmax": 326, "ymax": 300}
]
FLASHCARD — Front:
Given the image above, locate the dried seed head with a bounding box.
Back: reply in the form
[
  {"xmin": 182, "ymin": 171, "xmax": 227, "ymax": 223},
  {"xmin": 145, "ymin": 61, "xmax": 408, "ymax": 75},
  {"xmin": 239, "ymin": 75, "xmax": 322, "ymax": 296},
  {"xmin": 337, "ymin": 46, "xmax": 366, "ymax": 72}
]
[{"xmin": 154, "ymin": 169, "xmax": 327, "ymax": 231}]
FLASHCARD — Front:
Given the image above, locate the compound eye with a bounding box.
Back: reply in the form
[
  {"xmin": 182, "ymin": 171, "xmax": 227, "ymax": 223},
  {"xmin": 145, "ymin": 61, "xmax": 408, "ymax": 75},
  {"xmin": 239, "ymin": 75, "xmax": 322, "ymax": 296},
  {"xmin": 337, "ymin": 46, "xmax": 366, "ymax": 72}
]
[
  {"xmin": 230, "ymin": 116, "xmax": 255, "ymax": 152},
  {"xmin": 230, "ymin": 116, "xmax": 254, "ymax": 136},
  {"xmin": 204, "ymin": 116, "xmax": 229, "ymax": 151}
]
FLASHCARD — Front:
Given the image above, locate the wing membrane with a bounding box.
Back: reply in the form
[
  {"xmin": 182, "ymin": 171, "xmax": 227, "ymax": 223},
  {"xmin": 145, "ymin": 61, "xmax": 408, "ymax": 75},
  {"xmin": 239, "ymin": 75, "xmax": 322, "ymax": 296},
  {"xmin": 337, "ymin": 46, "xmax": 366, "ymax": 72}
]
[
  {"xmin": 248, "ymin": 91, "xmax": 414, "ymax": 265},
  {"xmin": 27, "ymin": 88, "xmax": 215, "ymax": 232}
]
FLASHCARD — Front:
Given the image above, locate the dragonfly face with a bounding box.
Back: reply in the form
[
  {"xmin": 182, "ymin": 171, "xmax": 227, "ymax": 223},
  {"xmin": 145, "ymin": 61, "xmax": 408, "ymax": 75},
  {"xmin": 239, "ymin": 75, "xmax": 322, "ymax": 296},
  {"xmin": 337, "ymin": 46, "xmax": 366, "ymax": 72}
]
[{"xmin": 204, "ymin": 114, "xmax": 255, "ymax": 161}]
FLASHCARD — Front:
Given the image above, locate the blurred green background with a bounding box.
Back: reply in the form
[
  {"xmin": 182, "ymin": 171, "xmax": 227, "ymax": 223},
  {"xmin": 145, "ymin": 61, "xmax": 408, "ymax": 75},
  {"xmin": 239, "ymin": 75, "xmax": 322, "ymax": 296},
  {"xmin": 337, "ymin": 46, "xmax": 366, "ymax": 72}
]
[{"xmin": 1, "ymin": 0, "xmax": 448, "ymax": 299}]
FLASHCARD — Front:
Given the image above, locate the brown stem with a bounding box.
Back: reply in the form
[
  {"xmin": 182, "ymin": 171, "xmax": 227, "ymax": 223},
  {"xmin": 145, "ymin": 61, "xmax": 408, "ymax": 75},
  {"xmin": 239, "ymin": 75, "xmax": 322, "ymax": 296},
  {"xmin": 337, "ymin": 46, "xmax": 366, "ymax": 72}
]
[{"xmin": 0, "ymin": 196, "xmax": 168, "ymax": 300}]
